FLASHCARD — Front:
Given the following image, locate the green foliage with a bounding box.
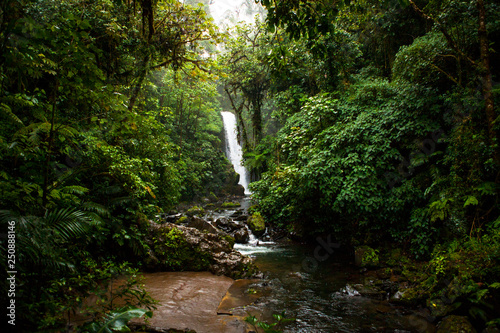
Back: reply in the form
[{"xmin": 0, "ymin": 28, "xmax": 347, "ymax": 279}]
[
  {"xmin": 361, "ymin": 247, "xmax": 380, "ymax": 267},
  {"xmin": 80, "ymin": 306, "xmax": 153, "ymax": 333},
  {"xmin": 0, "ymin": 0, "xmax": 230, "ymax": 329},
  {"xmin": 406, "ymin": 232, "xmax": 500, "ymax": 327},
  {"xmin": 252, "ymin": 80, "xmax": 441, "ymax": 241},
  {"xmin": 244, "ymin": 311, "xmax": 295, "ymax": 333},
  {"xmin": 392, "ymin": 32, "xmax": 455, "ymax": 87}
]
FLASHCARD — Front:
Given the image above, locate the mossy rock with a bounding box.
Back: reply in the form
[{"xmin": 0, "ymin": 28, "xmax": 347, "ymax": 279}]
[
  {"xmin": 176, "ymin": 216, "xmax": 189, "ymax": 224},
  {"xmin": 437, "ymin": 315, "xmax": 476, "ymax": 333},
  {"xmin": 186, "ymin": 206, "xmax": 205, "ymax": 217},
  {"xmin": 221, "ymin": 234, "xmax": 235, "ymax": 248},
  {"xmin": 247, "ymin": 212, "xmax": 266, "ymax": 236},
  {"xmin": 221, "ymin": 201, "xmax": 241, "ymax": 208},
  {"xmin": 149, "ymin": 227, "xmax": 211, "ymax": 271}
]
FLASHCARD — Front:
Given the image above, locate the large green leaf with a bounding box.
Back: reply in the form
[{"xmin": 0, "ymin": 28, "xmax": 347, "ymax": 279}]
[{"xmin": 82, "ymin": 307, "xmax": 152, "ymax": 333}]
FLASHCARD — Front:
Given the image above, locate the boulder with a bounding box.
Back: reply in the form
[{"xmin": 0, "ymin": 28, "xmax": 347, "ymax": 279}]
[
  {"xmin": 187, "ymin": 217, "xmax": 219, "ymax": 234},
  {"xmin": 427, "ymin": 298, "xmax": 455, "ymax": 317},
  {"xmin": 437, "ymin": 315, "xmax": 476, "ymax": 333},
  {"xmin": 232, "ymin": 228, "xmax": 249, "ymax": 244},
  {"xmin": 145, "ymin": 222, "xmax": 258, "ymax": 279},
  {"xmin": 221, "ymin": 201, "xmax": 241, "ymax": 209},
  {"xmin": 214, "ymin": 217, "xmax": 244, "ymax": 233},
  {"xmin": 159, "ymin": 213, "xmax": 182, "ymax": 223},
  {"xmin": 247, "ymin": 212, "xmax": 266, "ymax": 237},
  {"xmin": 185, "ymin": 206, "xmax": 205, "ymax": 217}
]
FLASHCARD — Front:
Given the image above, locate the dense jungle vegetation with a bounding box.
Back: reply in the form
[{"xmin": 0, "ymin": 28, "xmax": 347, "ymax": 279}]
[{"xmin": 0, "ymin": 0, "xmax": 499, "ymax": 331}]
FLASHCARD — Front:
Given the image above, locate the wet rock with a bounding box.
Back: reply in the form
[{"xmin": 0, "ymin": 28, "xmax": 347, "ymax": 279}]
[
  {"xmin": 406, "ymin": 312, "xmax": 436, "ymax": 333},
  {"xmin": 130, "ymin": 272, "xmax": 249, "ymax": 333},
  {"xmin": 217, "ymin": 279, "xmax": 263, "ymax": 315},
  {"xmin": 342, "ymin": 284, "xmax": 361, "ymax": 296},
  {"xmin": 214, "ymin": 217, "xmax": 244, "ymax": 233},
  {"xmin": 233, "ymin": 228, "xmax": 249, "ymax": 244},
  {"xmin": 187, "ymin": 217, "xmax": 219, "ymax": 234},
  {"xmin": 437, "ymin": 315, "xmax": 476, "ymax": 333},
  {"xmin": 351, "ymin": 283, "xmax": 387, "ymax": 300},
  {"xmin": 223, "ymin": 184, "xmax": 245, "ymax": 197},
  {"xmin": 145, "ymin": 222, "xmax": 258, "ymax": 279},
  {"xmin": 160, "ymin": 213, "xmax": 182, "ymax": 223},
  {"xmin": 390, "ymin": 290, "xmax": 405, "ymax": 302},
  {"xmin": 234, "ymin": 214, "xmax": 249, "ymax": 222},
  {"xmin": 230, "ymin": 210, "xmax": 243, "ymax": 218},
  {"xmin": 483, "ymin": 327, "xmax": 500, "ymax": 333}
]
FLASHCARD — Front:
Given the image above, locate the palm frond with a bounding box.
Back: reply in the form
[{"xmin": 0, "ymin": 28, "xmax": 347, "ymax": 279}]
[
  {"xmin": 44, "ymin": 207, "xmax": 92, "ymax": 242},
  {"xmin": 82, "ymin": 202, "xmax": 111, "ymax": 218}
]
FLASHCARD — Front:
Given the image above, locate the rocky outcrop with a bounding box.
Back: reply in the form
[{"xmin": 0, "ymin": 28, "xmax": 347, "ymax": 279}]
[
  {"xmin": 145, "ymin": 222, "xmax": 258, "ymax": 279},
  {"xmin": 214, "ymin": 217, "xmax": 249, "ymax": 244}
]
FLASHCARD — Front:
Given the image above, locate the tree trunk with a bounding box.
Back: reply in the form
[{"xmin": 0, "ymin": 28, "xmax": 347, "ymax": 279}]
[
  {"xmin": 224, "ymin": 86, "xmax": 250, "ymax": 149},
  {"xmin": 128, "ymin": 54, "xmax": 150, "ymax": 111},
  {"xmin": 477, "ymin": 0, "xmax": 498, "ymax": 163},
  {"xmin": 251, "ymin": 92, "xmax": 262, "ymax": 144}
]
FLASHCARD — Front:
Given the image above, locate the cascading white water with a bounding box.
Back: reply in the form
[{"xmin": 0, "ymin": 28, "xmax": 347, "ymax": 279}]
[{"xmin": 221, "ymin": 111, "xmax": 251, "ymax": 194}]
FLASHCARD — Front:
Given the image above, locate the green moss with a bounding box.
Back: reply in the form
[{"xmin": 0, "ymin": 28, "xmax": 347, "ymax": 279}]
[
  {"xmin": 247, "ymin": 212, "xmax": 266, "ymax": 236},
  {"xmin": 221, "ymin": 234, "xmax": 235, "ymax": 248},
  {"xmin": 152, "ymin": 227, "xmax": 210, "ymax": 271},
  {"xmin": 177, "ymin": 216, "xmax": 188, "ymax": 224},
  {"xmin": 186, "ymin": 206, "xmax": 205, "ymax": 217},
  {"xmin": 221, "ymin": 201, "xmax": 241, "ymax": 208}
]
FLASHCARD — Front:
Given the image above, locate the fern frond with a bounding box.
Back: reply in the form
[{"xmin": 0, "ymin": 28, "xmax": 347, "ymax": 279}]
[
  {"xmin": 0, "ymin": 103, "xmax": 24, "ymax": 125},
  {"xmin": 109, "ymin": 196, "xmax": 133, "ymax": 207},
  {"xmin": 59, "ymin": 185, "xmax": 90, "ymax": 195}
]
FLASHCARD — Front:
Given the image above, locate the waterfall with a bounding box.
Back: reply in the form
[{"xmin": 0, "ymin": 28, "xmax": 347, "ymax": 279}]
[{"xmin": 221, "ymin": 111, "xmax": 251, "ymax": 195}]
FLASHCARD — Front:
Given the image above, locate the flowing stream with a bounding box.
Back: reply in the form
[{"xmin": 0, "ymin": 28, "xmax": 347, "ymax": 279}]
[{"xmin": 213, "ymin": 201, "xmax": 429, "ymax": 333}]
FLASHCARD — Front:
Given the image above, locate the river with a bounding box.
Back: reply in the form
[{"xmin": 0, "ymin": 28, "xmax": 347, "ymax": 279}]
[{"xmin": 216, "ymin": 199, "xmax": 433, "ymax": 333}]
